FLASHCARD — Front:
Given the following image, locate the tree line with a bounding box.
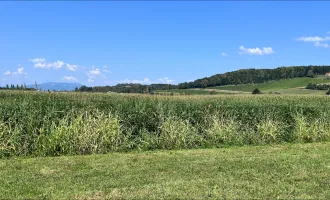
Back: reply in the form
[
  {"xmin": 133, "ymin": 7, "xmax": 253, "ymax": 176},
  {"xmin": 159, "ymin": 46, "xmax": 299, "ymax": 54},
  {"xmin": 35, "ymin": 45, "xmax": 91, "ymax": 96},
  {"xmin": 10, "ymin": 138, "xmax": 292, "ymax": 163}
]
[
  {"xmin": 76, "ymin": 83, "xmax": 177, "ymax": 93},
  {"xmin": 306, "ymin": 83, "xmax": 330, "ymax": 90},
  {"xmin": 178, "ymin": 65, "xmax": 330, "ymax": 89},
  {"xmin": 0, "ymin": 84, "xmax": 35, "ymax": 91}
]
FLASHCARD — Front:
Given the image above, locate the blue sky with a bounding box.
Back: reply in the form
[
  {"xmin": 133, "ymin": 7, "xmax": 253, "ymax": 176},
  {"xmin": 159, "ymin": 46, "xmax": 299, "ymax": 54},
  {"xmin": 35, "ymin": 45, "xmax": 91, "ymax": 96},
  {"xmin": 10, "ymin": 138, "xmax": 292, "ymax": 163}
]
[{"xmin": 1, "ymin": 1, "xmax": 330, "ymax": 86}]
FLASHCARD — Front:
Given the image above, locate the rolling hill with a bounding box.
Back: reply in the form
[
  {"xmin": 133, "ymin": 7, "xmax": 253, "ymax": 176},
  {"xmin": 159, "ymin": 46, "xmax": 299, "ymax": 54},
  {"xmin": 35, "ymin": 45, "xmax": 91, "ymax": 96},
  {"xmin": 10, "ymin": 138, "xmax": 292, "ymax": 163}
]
[
  {"xmin": 209, "ymin": 77, "xmax": 330, "ymax": 92},
  {"xmin": 157, "ymin": 77, "xmax": 330, "ymax": 95}
]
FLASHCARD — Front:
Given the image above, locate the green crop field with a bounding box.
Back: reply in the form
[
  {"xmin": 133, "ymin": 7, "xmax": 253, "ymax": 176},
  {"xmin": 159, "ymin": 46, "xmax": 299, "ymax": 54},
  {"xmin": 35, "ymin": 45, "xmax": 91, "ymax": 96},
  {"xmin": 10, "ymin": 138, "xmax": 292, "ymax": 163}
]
[
  {"xmin": 2, "ymin": 90, "xmax": 330, "ymax": 199},
  {"xmin": 2, "ymin": 90, "xmax": 330, "ymax": 157},
  {"xmin": 209, "ymin": 77, "xmax": 330, "ymax": 93}
]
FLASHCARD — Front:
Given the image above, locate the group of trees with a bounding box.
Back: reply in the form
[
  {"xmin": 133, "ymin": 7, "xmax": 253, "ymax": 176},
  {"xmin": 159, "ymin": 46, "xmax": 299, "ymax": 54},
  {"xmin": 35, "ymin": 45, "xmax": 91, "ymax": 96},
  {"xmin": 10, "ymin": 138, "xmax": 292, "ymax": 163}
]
[
  {"xmin": 178, "ymin": 66, "xmax": 330, "ymax": 89},
  {"xmin": 76, "ymin": 83, "xmax": 177, "ymax": 94},
  {"xmin": 0, "ymin": 84, "xmax": 35, "ymax": 91},
  {"xmin": 306, "ymin": 83, "xmax": 330, "ymax": 90}
]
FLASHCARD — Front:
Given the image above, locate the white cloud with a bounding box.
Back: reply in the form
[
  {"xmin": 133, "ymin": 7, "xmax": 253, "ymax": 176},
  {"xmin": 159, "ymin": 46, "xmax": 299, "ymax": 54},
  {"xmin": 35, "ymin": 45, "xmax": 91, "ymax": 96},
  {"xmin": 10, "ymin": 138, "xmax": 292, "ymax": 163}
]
[
  {"xmin": 87, "ymin": 68, "xmax": 107, "ymax": 83},
  {"xmin": 239, "ymin": 46, "xmax": 275, "ymax": 55},
  {"xmin": 30, "ymin": 58, "xmax": 65, "ymax": 69},
  {"xmin": 3, "ymin": 67, "xmax": 27, "ymax": 76},
  {"xmin": 30, "ymin": 58, "xmax": 79, "ymax": 71},
  {"xmin": 103, "ymin": 65, "xmax": 109, "ymax": 69},
  {"xmin": 4, "ymin": 71, "xmax": 11, "ymax": 76},
  {"xmin": 296, "ymin": 36, "xmax": 327, "ymax": 42},
  {"xmin": 221, "ymin": 52, "xmax": 228, "ymax": 56},
  {"xmin": 17, "ymin": 67, "xmax": 24, "ymax": 74},
  {"xmin": 118, "ymin": 77, "xmax": 174, "ymax": 84},
  {"xmin": 315, "ymin": 41, "xmax": 329, "ymax": 48},
  {"xmin": 157, "ymin": 77, "xmax": 174, "ymax": 84},
  {"xmin": 89, "ymin": 68, "xmax": 101, "ymax": 75},
  {"xmin": 66, "ymin": 64, "xmax": 78, "ymax": 71},
  {"xmin": 296, "ymin": 35, "xmax": 330, "ymax": 48},
  {"xmin": 327, "ymin": 31, "xmax": 330, "ymax": 34},
  {"xmin": 29, "ymin": 58, "xmax": 46, "ymax": 63},
  {"xmin": 63, "ymin": 76, "xmax": 78, "ymax": 82}
]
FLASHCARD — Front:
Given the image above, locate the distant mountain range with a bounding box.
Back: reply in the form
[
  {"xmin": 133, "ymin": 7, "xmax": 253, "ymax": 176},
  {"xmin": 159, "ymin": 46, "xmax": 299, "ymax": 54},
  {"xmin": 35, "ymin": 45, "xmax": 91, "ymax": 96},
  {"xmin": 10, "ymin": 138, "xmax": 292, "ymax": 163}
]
[{"xmin": 27, "ymin": 82, "xmax": 82, "ymax": 91}]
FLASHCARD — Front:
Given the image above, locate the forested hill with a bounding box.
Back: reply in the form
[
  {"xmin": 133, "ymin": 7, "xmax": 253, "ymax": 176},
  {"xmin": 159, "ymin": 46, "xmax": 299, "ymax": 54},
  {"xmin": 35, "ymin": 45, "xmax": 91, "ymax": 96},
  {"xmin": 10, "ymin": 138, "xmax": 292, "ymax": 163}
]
[{"xmin": 178, "ymin": 66, "xmax": 330, "ymax": 89}]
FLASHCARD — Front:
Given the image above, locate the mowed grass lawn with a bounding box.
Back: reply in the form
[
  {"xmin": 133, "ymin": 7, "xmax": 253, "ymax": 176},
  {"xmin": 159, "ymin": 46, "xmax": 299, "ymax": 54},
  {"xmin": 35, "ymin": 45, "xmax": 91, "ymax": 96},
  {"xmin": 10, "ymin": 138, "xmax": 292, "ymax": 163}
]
[{"xmin": 1, "ymin": 143, "xmax": 330, "ymax": 199}]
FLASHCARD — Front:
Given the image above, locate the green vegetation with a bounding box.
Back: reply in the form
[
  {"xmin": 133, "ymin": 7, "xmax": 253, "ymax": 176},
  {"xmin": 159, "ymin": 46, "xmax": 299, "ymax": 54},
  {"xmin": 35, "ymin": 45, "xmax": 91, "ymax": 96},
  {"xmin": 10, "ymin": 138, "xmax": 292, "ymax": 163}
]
[
  {"xmin": 178, "ymin": 65, "xmax": 330, "ymax": 89},
  {"xmin": 0, "ymin": 83, "xmax": 34, "ymax": 91},
  {"xmin": 77, "ymin": 83, "xmax": 177, "ymax": 93},
  {"xmin": 154, "ymin": 89, "xmax": 237, "ymax": 95},
  {"xmin": 210, "ymin": 77, "xmax": 330, "ymax": 92},
  {"xmin": 155, "ymin": 89, "xmax": 212, "ymax": 95},
  {"xmin": 2, "ymin": 91, "xmax": 330, "ymax": 157},
  {"xmin": 1, "ymin": 143, "xmax": 330, "ymax": 199},
  {"xmin": 252, "ymin": 88, "xmax": 261, "ymax": 94},
  {"xmin": 306, "ymin": 82, "xmax": 330, "ymax": 91},
  {"xmin": 327, "ymin": 89, "xmax": 330, "ymax": 95}
]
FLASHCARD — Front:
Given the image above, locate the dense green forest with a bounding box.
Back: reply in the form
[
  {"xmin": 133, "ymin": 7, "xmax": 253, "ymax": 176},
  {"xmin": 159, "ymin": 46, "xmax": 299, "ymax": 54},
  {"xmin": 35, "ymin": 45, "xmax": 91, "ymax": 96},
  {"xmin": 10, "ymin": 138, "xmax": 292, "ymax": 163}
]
[{"xmin": 178, "ymin": 65, "xmax": 330, "ymax": 89}]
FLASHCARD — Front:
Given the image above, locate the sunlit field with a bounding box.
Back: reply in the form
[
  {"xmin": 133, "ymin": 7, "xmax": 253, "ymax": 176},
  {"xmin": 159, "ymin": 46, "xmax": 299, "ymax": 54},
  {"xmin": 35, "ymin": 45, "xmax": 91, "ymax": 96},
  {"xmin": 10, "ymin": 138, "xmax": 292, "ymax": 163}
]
[
  {"xmin": 1, "ymin": 143, "xmax": 330, "ymax": 199},
  {"xmin": 1, "ymin": 90, "xmax": 330, "ymax": 157}
]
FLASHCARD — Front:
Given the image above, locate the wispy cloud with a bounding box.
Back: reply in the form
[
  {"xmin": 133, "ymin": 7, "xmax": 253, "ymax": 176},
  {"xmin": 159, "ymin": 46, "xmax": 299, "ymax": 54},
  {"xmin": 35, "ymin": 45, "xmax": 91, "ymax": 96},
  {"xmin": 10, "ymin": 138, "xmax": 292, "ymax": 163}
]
[
  {"xmin": 102, "ymin": 69, "xmax": 111, "ymax": 73},
  {"xmin": 89, "ymin": 68, "xmax": 101, "ymax": 75},
  {"xmin": 296, "ymin": 34, "xmax": 330, "ymax": 48},
  {"xmin": 239, "ymin": 46, "xmax": 275, "ymax": 55},
  {"xmin": 315, "ymin": 41, "xmax": 329, "ymax": 48},
  {"xmin": 30, "ymin": 58, "xmax": 65, "ymax": 69},
  {"xmin": 66, "ymin": 64, "xmax": 78, "ymax": 71},
  {"xmin": 29, "ymin": 58, "xmax": 80, "ymax": 71},
  {"xmin": 63, "ymin": 76, "xmax": 78, "ymax": 82},
  {"xmin": 221, "ymin": 52, "xmax": 228, "ymax": 56},
  {"xmin": 157, "ymin": 77, "xmax": 174, "ymax": 84},
  {"xmin": 4, "ymin": 71, "xmax": 11, "ymax": 76},
  {"xmin": 118, "ymin": 77, "xmax": 174, "ymax": 84},
  {"xmin": 3, "ymin": 67, "xmax": 27, "ymax": 76},
  {"xmin": 29, "ymin": 58, "xmax": 46, "ymax": 63},
  {"xmin": 87, "ymin": 68, "xmax": 107, "ymax": 83},
  {"xmin": 296, "ymin": 36, "xmax": 329, "ymax": 42}
]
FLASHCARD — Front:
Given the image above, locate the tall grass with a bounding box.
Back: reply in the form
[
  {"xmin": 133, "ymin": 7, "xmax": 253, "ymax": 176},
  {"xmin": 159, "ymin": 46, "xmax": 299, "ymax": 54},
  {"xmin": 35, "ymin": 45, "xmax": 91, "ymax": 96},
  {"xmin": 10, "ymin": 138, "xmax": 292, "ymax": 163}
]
[{"xmin": 1, "ymin": 91, "xmax": 330, "ymax": 157}]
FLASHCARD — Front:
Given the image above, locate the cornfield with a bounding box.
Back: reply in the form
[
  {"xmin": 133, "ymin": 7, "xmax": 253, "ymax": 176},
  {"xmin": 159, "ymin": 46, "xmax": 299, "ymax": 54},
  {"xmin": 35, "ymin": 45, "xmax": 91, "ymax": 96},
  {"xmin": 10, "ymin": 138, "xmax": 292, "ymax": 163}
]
[{"xmin": 1, "ymin": 90, "xmax": 330, "ymax": 157}]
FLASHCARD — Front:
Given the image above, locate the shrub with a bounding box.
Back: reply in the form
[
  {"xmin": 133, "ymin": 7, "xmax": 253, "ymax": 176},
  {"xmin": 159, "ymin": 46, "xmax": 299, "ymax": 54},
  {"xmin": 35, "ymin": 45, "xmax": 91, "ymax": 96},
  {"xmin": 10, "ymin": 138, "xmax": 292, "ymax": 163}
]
[
  {"xmin": 326, "ymin": 89, "xmax": 330, "ymax": 95},
  {"xmin": 252, "ymin": 88, "xmax": 261, "ymax": 94}
]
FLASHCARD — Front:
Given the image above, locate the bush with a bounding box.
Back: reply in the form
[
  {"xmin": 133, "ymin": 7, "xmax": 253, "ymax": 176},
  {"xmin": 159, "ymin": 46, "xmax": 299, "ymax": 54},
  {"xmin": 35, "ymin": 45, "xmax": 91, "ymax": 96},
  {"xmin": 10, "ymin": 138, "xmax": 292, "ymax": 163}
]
[
  {"xmin": 326, "ymin": 89, "xmax": 330, "ymax": 95},
  {"xmin": 252, "ymin": 88, "xmax": 261, "ymax": 94},
  {"xmin": 306, "ymin": 83, "xmax": 316, "ymax": 89}
]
